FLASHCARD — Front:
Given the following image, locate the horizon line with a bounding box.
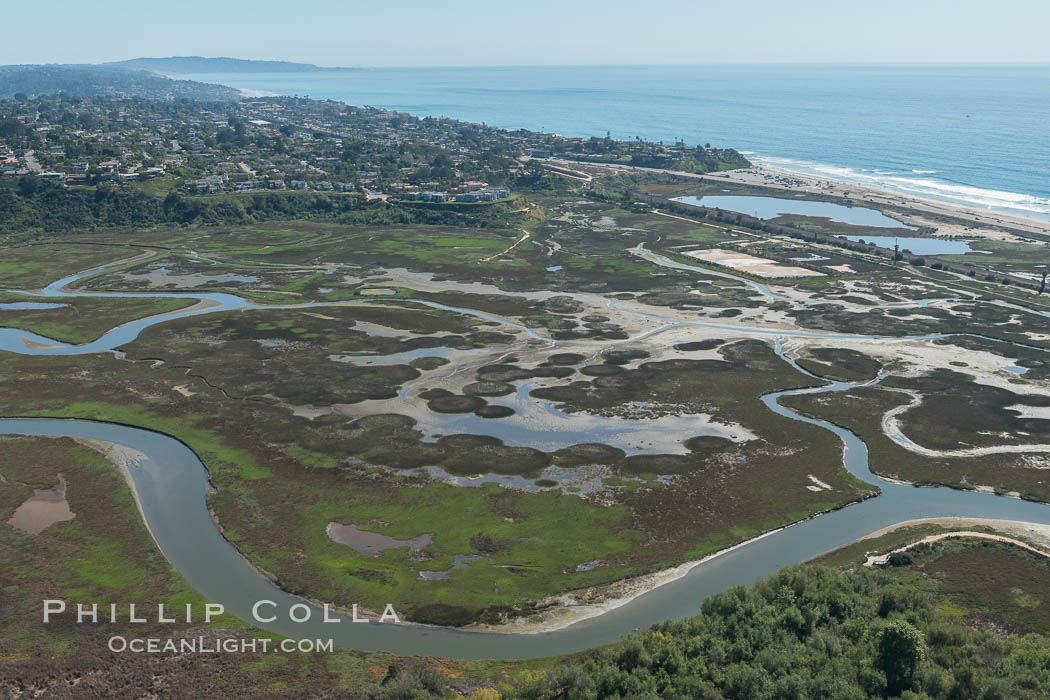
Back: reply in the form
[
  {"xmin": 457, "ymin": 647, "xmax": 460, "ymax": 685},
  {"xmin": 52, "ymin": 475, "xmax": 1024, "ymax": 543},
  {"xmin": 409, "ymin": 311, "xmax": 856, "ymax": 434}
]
[{"xmin": 11, "ymin": 59, "xmax": 1050, "ymax": 71}]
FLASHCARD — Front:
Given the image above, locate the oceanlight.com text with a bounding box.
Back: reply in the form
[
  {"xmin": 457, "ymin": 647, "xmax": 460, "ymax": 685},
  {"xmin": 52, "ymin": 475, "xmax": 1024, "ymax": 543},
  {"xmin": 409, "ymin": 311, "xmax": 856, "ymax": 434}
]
[{"xmin": 107, "ymin": 636, "xmax": 334, "ymax": 654}]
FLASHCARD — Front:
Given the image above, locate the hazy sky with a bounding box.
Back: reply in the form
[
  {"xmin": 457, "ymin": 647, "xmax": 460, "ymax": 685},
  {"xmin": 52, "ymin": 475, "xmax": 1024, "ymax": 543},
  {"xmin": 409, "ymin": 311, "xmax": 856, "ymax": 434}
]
[{"xmin": 3, "ymin": 0, "xmax": 1047, "ymax": 66}]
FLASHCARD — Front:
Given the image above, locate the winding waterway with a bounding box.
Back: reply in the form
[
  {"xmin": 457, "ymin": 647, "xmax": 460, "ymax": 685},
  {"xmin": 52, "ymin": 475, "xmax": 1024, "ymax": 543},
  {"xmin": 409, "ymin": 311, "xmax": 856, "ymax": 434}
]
[{"xmin": 4, "ymin": 255, "xmax": 1050, "ymax": 658}]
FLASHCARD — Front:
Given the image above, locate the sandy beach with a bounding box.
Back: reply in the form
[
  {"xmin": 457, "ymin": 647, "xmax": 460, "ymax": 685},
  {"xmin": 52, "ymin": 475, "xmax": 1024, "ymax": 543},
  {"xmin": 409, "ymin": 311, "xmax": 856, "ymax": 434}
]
[
  {"xmin": 545, "ymin": 157, "xmax": 1050, "ymax": 241},
  {"xmin": 700, "ymin": 164, "xmax": 1050, "ymax": 240}
]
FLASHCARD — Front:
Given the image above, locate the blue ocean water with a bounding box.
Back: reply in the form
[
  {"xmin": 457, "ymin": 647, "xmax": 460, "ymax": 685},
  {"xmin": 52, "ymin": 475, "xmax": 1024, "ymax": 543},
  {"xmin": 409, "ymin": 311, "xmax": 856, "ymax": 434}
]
[{"xmin": 181, "ymin": 65, "xmax": 1050, "ymax": 220}]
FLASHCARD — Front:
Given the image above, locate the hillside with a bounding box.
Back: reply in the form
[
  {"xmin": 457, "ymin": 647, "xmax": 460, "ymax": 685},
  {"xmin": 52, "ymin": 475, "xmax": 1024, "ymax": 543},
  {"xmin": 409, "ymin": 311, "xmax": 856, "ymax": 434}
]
[
  {"xmin": 107, "ymin": 56, "xmax": 339, "ymax": 74},
  {"xmin": 0, "ymin": 65, "xmax": 239, "ymax": 100}
]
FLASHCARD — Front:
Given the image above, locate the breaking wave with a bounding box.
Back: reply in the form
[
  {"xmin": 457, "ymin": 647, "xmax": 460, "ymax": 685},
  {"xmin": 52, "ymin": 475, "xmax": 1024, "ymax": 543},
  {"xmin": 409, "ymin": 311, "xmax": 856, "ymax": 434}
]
[{"xmin": 752, "ymin": 155, "xmax": 1050, "ymax": 222}]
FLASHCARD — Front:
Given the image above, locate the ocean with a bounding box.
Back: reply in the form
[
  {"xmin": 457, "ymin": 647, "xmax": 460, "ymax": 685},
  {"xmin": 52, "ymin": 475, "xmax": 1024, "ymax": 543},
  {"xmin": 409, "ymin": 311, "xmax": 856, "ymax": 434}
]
[{"xmin": 180, "ymin": 64, "xmax": 1050, "ymax": 221}]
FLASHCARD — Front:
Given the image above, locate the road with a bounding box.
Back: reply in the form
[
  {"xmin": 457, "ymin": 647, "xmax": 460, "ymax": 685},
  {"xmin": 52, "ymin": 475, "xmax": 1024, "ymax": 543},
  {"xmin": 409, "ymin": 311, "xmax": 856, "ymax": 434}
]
[{"xmin": 22, "ymin": 150, "xmax": 43, "ymax": 173}]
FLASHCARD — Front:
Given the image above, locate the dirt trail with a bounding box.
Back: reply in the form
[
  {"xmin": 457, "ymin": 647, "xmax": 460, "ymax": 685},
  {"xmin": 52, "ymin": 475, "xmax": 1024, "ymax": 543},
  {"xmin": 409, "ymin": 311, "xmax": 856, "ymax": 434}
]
[
  {"xmin": 479, "ymin": 230, "xmax": 532, "ymax": 263},
  {"xmin": 864, "ymin": 529, "xmax": 1050, "ymax": 566},
  {"xmin": 649, "ymin": 209, "xmax": 759, "ymax": 239}
]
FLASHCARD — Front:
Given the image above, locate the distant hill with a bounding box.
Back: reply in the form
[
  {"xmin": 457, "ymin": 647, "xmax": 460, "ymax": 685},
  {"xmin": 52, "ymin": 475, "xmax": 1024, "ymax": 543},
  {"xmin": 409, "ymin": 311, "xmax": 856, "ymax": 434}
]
[
  {"xmin": 0, "ymin": 65, "xmax": 240, "ymax": 100},
  {"xmin": 108, "ymin": 56, "xmax": 339, "ymax": 74}
]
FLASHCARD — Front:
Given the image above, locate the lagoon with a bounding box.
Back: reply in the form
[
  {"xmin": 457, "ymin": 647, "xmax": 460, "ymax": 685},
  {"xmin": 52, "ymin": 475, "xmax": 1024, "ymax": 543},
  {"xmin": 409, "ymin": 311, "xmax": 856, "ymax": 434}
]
[
  {"xmin": 673, "ymin": 195, "xmax": 911, "ymax": 229},
  {"xmin": 838, "ymin": 235, "xmax": 975, "ymax": 255},
  {"xmin": 5, "ymin": 252, "xmax": 1050, "ymax": 657}
]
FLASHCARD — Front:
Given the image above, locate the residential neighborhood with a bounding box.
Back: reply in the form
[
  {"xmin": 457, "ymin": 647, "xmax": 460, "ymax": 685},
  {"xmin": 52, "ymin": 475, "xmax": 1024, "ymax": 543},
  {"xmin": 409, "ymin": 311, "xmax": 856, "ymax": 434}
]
[{"xmin": 0, "ymin": 93, "xmax": 744, "ymax": 207}]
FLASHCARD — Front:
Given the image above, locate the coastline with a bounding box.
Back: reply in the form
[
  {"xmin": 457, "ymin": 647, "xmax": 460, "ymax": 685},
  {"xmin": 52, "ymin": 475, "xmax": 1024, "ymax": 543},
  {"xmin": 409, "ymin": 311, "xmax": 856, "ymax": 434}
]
[
  {"xmin": 545, "ymin": 156, "xmax": 1050, "ymax": 240},
  {"xmin": 180, "ymin": 68, "xmax": 1050, "ymax": 233},
  {"xmin": 236, "ymin": 87, "xmax": 278, "ymax": 98},
  {"xmin": 185, "ymin": 65, "xmax": 1050, "ymax": 231},
  {"xmin": 700, "ymin": 163, "xmax": 1050, "ymax": 238},
  {"xmin": 749, "ymin": 154, "xmax": 1050, "ymax": 225}
]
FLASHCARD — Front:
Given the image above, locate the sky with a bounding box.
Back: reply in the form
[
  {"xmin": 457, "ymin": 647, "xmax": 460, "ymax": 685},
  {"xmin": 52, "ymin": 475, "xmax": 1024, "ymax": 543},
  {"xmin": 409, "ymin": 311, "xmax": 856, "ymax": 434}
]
[{"xmin": 2, "ymin": 0, "xmax": 1048, "ymax": 67}]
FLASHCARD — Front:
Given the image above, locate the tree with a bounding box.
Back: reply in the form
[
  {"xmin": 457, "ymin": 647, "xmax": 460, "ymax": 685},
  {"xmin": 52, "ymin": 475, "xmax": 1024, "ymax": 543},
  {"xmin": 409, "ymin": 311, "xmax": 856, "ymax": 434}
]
[
  {"xmin": 877, "ymin": 620, "xmax": 926, "ymax": 694},
  {"xmin": 0, "ymin": 119, "xmax": 27, "ymax": 139}
]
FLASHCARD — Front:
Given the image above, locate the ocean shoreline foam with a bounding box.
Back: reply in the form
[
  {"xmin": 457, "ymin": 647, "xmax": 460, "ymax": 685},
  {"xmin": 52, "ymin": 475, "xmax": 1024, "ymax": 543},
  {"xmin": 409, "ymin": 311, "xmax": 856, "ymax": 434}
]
[{"xmin": 751, "ymin": 154, "xmax": 1050, "ymax": 223}]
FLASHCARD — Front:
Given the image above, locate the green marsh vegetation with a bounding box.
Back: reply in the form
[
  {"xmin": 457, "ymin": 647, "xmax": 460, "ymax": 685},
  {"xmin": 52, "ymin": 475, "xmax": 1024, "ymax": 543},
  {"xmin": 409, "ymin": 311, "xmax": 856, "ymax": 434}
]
[
  {"xmin": 0, "ymin": 243, "xmax": 143, "ymax": 288},
  {"xmin": 3, "ymin": 180, "xmax": 1050, "ymax": 643},
  {"xmin": 0, "ymin": 326, "xmax": 875, "ymax": 627},
  {"xmin": 0, "ymin": 293, "xmax": 196, "ymax": 344},
  {"xmin": 5, "ymin": 441, "xmax": 1050, "ymax": 700},
  {"xmin": 795, "ymin": 347, "xmax": 884, "ymax": 383},
  {"xmin": 0, "ymin": 436, "xmax": 551, "ymax": 695},
  {"xmin": 881, "ymin": 370, "xmax": 1050, "ymax": 451},
  {"xmin": 783, "ymin": 382, "xmax": 1050, "ymax": 501},
  {"xmin": 790, "ymin": 299, "xmax": 1050, "ymax": 347}
]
